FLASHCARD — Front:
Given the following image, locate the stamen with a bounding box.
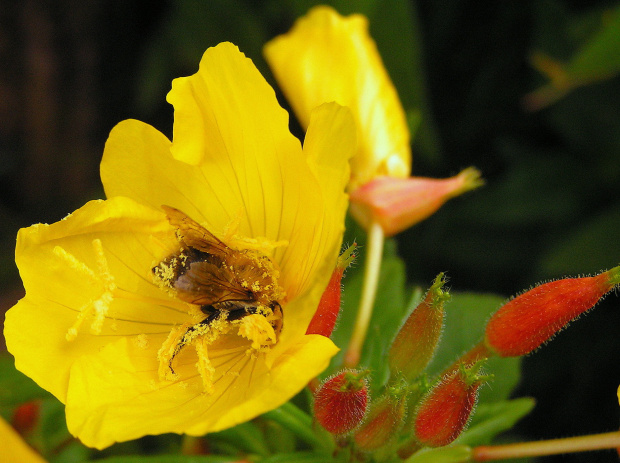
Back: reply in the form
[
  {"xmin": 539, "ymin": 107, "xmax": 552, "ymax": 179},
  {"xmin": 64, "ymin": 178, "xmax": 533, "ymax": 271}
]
[
  {"xmin": 157, "ymin": 324, "xmax": 186, "ymax": 380},
  {"xmin": 53, "ymin": 246, "xmax": 97, "ymax": 281},
  {"xmin": 157, "ymin": 316, "xmax": 233, "ymax": 391},
  {"xmin": 54, "ymin": 239, "xmax": 116, "ymax": 341},
  {"xmin": 195, "ymin": 338, "xmax": 216, "ymax": 394}
]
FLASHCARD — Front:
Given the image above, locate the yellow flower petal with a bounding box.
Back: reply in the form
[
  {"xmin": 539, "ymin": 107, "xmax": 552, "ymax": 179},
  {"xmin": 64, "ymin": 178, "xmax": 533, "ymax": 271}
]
[
  {"xmin": 0, "ymin": 416, "xmax": 46, "ymax": 463},
  {"xmin": 5, "ymin": 197, "xmax": 179, "ymax": 402},
  {"xmin": 101, "ymin": 43, "xmax": 356, "ymax": 333},
  {"xmin": 65, "ymin": 334, "xmax": 338, "ymax": 449},
  {"xmin": 264, "ymin": 5, "xmax": 411, "ymax": 191},
  {"xmin": 274, "ymin": 102, "xmax": 355, "ymax": 343}
]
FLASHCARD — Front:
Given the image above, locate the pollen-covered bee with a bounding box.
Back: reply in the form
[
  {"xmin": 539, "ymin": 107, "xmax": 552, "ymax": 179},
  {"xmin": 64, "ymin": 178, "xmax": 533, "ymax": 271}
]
[{"xmin": 153, "ymin": 206, "xmax": 284, "ymax": 374}]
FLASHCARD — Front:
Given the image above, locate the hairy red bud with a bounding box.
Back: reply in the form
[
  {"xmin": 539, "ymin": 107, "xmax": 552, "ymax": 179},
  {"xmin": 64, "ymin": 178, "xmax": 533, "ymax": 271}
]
[
  {"xmin": 485, "ymin": 265, "xmax": 620, "ymax": 357},
  {"xmin": 313, "ymin": 369, "xmax": 369, "ymax": 435},
  {"xmin": 354, "ymin": 390, "xmax": 407, "ymax": 450},
  {"xmin": 389, "ymin": 273, "xmax": 449, "ymax": 382},
  {"xmin": 414, "ymin": 365, "xmax": 488, "ymax": 447},
  {"xmin": 306, "ymin": 244, "xmax": 356, "ymax": 337}
]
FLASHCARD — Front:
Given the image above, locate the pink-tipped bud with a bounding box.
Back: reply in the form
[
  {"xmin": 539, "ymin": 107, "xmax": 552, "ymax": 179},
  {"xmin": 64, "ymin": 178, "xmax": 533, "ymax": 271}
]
[
  {"xmin": 389, "ymin": 273, "xmax": 449, "ymax": 382},
  {"xmin": 485, "ymin": 265, "xmax": 620, "ymax": 357},
  {"xmin": 313, "ymin": 369, "xmax": 369, "ymax": 435},
  {"xmin": 349, "ymin": 167, "xmax": 483, "ymax": 237},
  {"xmin": 354, "ymin": 388, "xmax": 407, "ymax": 450},
  {"xmin": 414, "ymin": 364, "xmax": 489, "ymax": 447},
  {"xmin": 306, "ymin": 244, "xmax": 356, "ymax": 337}
]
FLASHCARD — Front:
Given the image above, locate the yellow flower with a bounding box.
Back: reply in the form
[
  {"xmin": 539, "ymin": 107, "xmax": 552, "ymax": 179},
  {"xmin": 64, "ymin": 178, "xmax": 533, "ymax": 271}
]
[
  {"xmin": 264, "ymin": 6, "xmax": 481, "ymax": 237},
  {"xmin": 0, "ymin": 416, "xmax": 46, "ymax": 463},
  {"xmin": 4, "ymin": 42, "xmax": 355, "ymax": 449},
  {"xmin": 264, "ymin": 5, "xmax": 410, "ymax": 192}
]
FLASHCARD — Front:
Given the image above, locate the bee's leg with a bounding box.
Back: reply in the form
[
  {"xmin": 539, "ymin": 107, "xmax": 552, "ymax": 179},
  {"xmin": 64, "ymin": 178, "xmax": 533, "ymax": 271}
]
[
  {"xmin": 200, "ymin": 304, "xmax": 218, "ymax": 316},
  {"xmin": 226, "ymin": 306, "xmax": 258, "ymax": 321},
  {"xmin": 168, "ymin": 308, "xmax": 222, "ymax": 375},
  {"xmin": 269, "ymin": 302, "xmax": 283, "ymax": 335}
]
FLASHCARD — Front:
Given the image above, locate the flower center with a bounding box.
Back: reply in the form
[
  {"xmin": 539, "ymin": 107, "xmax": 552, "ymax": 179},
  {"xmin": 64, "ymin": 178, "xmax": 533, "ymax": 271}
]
[{"xmin": 153, "ymin": 206, "xmax": 285, "ymax": 393}]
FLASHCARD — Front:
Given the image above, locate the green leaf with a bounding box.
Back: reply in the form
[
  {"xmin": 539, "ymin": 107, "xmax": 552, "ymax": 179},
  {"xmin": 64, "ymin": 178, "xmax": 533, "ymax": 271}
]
[
  {"xmin": 209, "ymin": 421, "xmax": 270, "ymax": 457},
  {"xmin": 258, "ymin": 451, "xmax": 340, "ymax": 463},
  {"xmin": 405, "ymin": 445, "xmax": 472, "ymax": 463},
  {"xmin": 0, "ymin": 352, "xmax": 52, "ymax": 407},
  {"xmin": 262, "ymin": 419, "xmax": 296, "ymax": 454},
  {"xmin": 93, "ymin": 456, "xmax": 236, "ymax": 463},
  {"xmin": 49, "ymin": 441, "xmax": 91, "ymax": 463},
  {"xmin": 457, "ymin": 398, "xmax": 536, "ymax": 446},
  {"xmin": 261, "ymin": 403, "xmax": 332, "ymax": 454},
  {"xmin": 564, "ymin": 5, "xmax": 620, "ymax": 84},
  {"xmin": 39, "ymin": 397, "xmax": 72, "ymax": 456},
  {"xmin": 425, "ymin": 292, "xmax": 522, "ymax": 403}
]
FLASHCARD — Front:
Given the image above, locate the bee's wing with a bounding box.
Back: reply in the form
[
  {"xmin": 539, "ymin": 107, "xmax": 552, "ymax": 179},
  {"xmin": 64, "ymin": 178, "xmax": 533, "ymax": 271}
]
[
  {"xmin": 162, "ymin": 205, "xmax": 231, "ymax": 256},
  {"xmin": 162, "ymin": 205, "xmax": 254, "ymax": 306},
  {"xmin": 174, "ymin": 260, "xmax": 254, "ymax": 305}
]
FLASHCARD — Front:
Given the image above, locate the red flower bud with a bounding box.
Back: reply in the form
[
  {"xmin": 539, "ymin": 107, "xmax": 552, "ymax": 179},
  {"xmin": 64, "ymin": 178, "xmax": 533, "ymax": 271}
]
[
  {"xmin": 485, "ymin": 265, "xmax": 620, "ymax": 357},
  {"xmin": 12, "ymin": 401, "xmax": 40, "ymax": 436},
  {"xmin": 389, "ymin": 273, "xmax": 449, "ymax": 382},
  {"xmin": 354, "ymin": 389, "xmax": 407, "ymax": 450},
  {"xmin": 414, "ymin": 365, "xmax": 488, "ymax": 447},
  {"xmin": 313, "ymin": 369, "xmax": 369, "ymax": 435},
  {"xmin": 349, "ymin": 168, "xmax": 483, "ymax": 237},
  {"xmin": 306, "ymin": 244, "xmax": 356, "ymax": 337}
]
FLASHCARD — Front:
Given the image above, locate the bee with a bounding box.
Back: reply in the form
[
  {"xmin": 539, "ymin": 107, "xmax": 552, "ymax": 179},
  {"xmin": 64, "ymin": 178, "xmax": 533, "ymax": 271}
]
[{"xmin": 154, "ymin": 206, "xmax": 283, "ymax": 374}]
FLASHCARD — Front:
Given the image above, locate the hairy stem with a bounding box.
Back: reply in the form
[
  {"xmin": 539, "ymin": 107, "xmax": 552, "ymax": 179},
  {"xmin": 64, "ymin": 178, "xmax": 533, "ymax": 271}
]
[{"xmin": 343, "ymin": 221, "xmax": 384, "ymax": 367}]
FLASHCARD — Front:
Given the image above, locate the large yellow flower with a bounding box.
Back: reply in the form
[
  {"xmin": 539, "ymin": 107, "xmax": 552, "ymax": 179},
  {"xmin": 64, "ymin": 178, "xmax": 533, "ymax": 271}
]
[{"xmin": 4, "ymin": 42, "xmax": 355, "ymax": 449}]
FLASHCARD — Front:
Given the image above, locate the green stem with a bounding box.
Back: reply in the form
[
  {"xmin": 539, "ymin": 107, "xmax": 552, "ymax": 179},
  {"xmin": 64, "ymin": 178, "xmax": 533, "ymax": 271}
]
[
  {"xmin": 472, "ymin": 431, "xmax": 620, "ymax": 461},
  {"xmin": 262, "ymin": 402, "xmax": 332, "ymax": 454},
  {"xmin": 343, "ymin": 221, "xmax": 384, "ymax": 367}
]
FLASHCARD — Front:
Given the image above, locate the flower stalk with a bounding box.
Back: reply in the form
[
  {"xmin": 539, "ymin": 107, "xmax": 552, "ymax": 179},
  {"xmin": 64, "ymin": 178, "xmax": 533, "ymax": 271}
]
[
  {"xmin": 473, "ymin": 431, "xmax": 620, "ymax": 461},
  {"xmin": 344, "ymin": 221, "xmax": 384, "ymax": 367}
]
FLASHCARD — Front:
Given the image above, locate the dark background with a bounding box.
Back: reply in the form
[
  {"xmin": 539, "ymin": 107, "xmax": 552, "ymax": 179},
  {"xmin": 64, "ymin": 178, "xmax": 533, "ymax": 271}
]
[{"xmin": 1, "ymin": 1, "xmax": 619, "ymax": 461}]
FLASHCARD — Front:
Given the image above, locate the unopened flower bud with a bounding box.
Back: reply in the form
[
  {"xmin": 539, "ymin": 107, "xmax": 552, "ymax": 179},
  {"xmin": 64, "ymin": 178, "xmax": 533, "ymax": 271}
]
[
  {"xmin": 414, "ymin": 364, "xmax": 489, "ymax": 447},
  {"xmin": 349, "ymin": 167, "xmax": 483, "ymax": 236},
  {"xmin": 306, "ymin": 244, "xmax": 356, "ymax": 337},
  {"xmin": 389, "ymin": 273, "xmax": 449, "ymax": 382},
  {"xmin": 485, "ymin": 265, "xmax": 620, "ymax": 357},
  {"xmin": 354, "ymin": 387, "xmax": 407, "ymax": 450},
  {"xmin": 313, "ymin": 369, "xmax": 369, "ymax": 435},
  {"xmin": 12, "ymin": 401, "xmax": 40, "ymax": 436}
]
